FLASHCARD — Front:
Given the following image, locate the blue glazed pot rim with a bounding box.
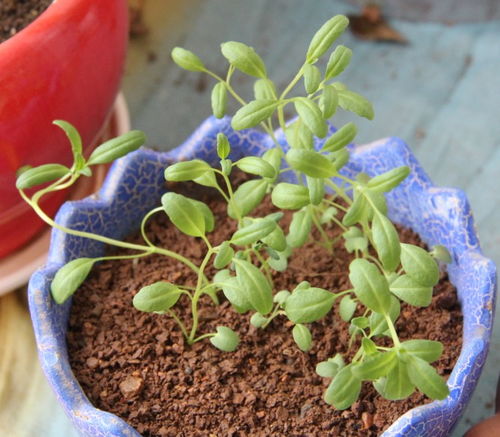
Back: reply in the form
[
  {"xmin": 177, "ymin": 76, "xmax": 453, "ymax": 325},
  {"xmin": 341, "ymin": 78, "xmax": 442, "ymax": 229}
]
[{"xmin": 28, "ymin": 116, "xmax": 497, "ymax": 437}]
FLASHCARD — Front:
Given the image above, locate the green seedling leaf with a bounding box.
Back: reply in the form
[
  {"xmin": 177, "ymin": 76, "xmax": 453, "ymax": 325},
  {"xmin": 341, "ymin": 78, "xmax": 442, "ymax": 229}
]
[
  {"xmin": 250, "ymin": 312, "xmax": 268, "ymax": 328},
  {"xmin": 372, "ymin": 211, "xmax": 401, "ymax": 272},
  {"xmin": 221, "ymin": 41, "xmax": 266, "ymax": 78},
  {"xmin": 342, "ymin": 194, "xmax": 367, "ymax": 227},
  {"xmin": 324, "ymin": 365, "xmax": 361, "ymax": 409},
  {"xmin": 306, "ymin": 176, "xmax": 325, "ymax": 205},
  {"xmin": 361, "ymin": 337, "xmax": 378, "ymax": 355},
  {"xmin": 351, "ymin": 316, "xmax": 369, "ymax": 330},
  {"xmin": 228, "ymin": 178, "xmax": 268, "ymax": 218},
  {"xmin": 232, "ymin": 99, "xmax": 278, "ymax": 130},
  {"xmin": 231, "ymin": 218, "xmax": 275, "ymax": 246},
  {"xmin": 353, "ymin": 351, "xmax": 397, "ymax": 380},
  {"xmin": 161, "ymin": 192, "xmax": 206, "ymax": 237},
  {"xmin": 294, "ymin": 97, "xmax": 328, "ymax": 138},
  {"xmin": 319, "ymin": 84, "xmax": 338, "ymax": 119},
  {"xmin": 266, "ymin": 212, "xmax": 284, "ymax": 222},
  {"xmin": 133, "ymin": 282, "xmax": 182, "ymax": 312},
  {"xmin": 316, "ymin": 360, "xmax": 340, "ymax": 378},
  {"xmin": 367, "ymin": 166, "xmax": 410, "ymax": 192},
  {"xmin": 191, "ymin": 198, "xmax": 215, "ymax": 232},
  {"xmin": 287, "ymin": 209, "xmax": 312, "ymax": 248},
  {"xmin": 211, "ymin": 82, "xmax": 227, "ymax": 118},
  {"xmin": 87, "ymin": 130, "xmax": 146, "ymax": 165},
  {"xmin": 406, "ymin": 355, "xmax": 449, "ymax": 400},
  {"xmin": 390, "ymin": 274, "xmax": 433, "ymax": 307},
  {"xmin": 53, "ymin": 120, "xmax": 83, "ymax": 166},
  {"xmin": 214, "ymin": 241, "xmax": 234, "ymax": 269},
  {"xmin": 214, "ymin": 270, "xmax": 252, "ymax": 313},
  {"xmin": 261, "ymin": 147, "xmax": 283, "ymax": 176},
  {"xmin": 375, "ymin": 359, "xmax": 415, "ymax": 400},
  {"xmin": 164, "ymin": 160, "xmax": 212, "ymax": 182},
  {"xmin": 325, "ymin": 45, "xmax": 352, "ymax": 79},
  {"xmin": 401, "ymin": 340, "xmax": 443, "ymax": 363},
  {"xmin": 322, "ymin": 122, "xmax": 357, "ymax": 153},
  {"xmin": 303, "ymin": 64, "xmax": 322, "ymax": 94},
  {"xmin": 273, "ymin": 290, "xmax": 291, "ymax": 305},
  {"xmin": 400, "ymin": 243, "xmax": 439, "ymax": 287},
  {"xmin": 286, "ymin": 120, "xmax": 314, "ymax": 150},
  {"xmin": 235, "ymin": 156, "xmax": 276, "ymax": 178},
  {"xmin": 254, "ymin": 78, "xmax": 276, "ymax": 100},
  {"xmin": 171, "ymin": 47, "xmax": 205, "ymax": 71},
  {"xmin": 220, "ymin": 158, "xmax": 232, "ymax": 176},
  {"xmin": 234, "ymin": 259, "xmax": 273, "ymax": 315},
  {"xmin": 51, "ymin": 258, "xmax": 95, "ymax": 304},
  {"xmin": 210, "ymin": 326, "xmax": 240, "ymax": 352},
  {"xmin": 306, "ymin": 15, "xmax": 349, "ymax": 63},
  {"xmin": 292, "ymin": 324, "xmax": 313, "ymax": 351},
  {"xmin": 349, "ymin": 258, "xmax": 391, "ymax": 314},
  {"xmin": 343, "ymin": 226, "xmax": 368, "ymax": 253},
  {"xmin": 339, "ymin": 295, "xmax": 357, "ymax": 322},
  {"xmin": 271, "ymin": 183, "xmax": 310, "ymax": 210},
  {"xmin": 216, "ymin": 133, "xmax": 231, "ymax": 159},
  {"xmin": 332, "ymin": 148, "xmax": 350, "ymax": 172},
  {"xmin": 337, "ymin": 89, "xmax": 374, "ymax": 120},
  {"xmin": 261, "ymin": 224, "xmax": 287, "ymax": 252},
  {"xmin": 286, "ymin": 149, "xmax": 336, "ymax": 178},
  {"xmin": 16, "ymin": 163, "xmax": 70, "ymax": 190},
  {"xmin": 268, "ymin": 246, "xmax": 292, "ymax": 272},
  {"xmin": 285, "ymin": 286, "xmax": 335, "ymax": 323},
  {"xmin": 369, "ymin": 295, "xmax": 400, "ymax": 337},
  {"xmin": 296, "ymin": 281, "xmax": 311, "ymax": 290},
  {"xmin": 320, "ymin": 206, "xmax": 338, "ymax": 224},
  {"xmin": 431, "ymin": 245, "xmax": 453, "ymax": 264}
]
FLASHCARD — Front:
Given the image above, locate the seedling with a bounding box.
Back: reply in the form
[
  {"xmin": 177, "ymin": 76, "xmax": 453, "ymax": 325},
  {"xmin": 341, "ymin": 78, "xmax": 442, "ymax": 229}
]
[{"xmin": 18, "ymin": 14, "xmax": 453, "ymax": 410}]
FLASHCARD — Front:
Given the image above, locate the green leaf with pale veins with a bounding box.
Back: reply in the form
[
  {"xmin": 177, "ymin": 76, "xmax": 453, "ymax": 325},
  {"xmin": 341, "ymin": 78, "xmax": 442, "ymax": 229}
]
[
  {"xmin": 287, "ymin": 209, "xmax": 312, "ymax": 248},
  {"xmin": 292, "ymin": 324, "xmax": 313, "ymax": 351},
  {"xmin": 285, "ymin": 286, "xmax": 335, "ymax": 323},
  {"xmin": 271, "ymin": 183, "xmax": 310, "ymax": 210},
  {"xmin": 353, "ymin": 351, "xmax": 397, "ymax": 380},
  {"xmin": 400, "ymin": 243, "xmax": 440, "ymax": 287},
  {"xmin": 51, "ymin": 258, "xmax": 95, "ymax": 304},
  {"xmin": 161, "ymin": 192, "xmax": 206, "ymax": 237},
  {"xmin": 306, "ymin": 15, "xmax": 349, "ymax": 63},
  {"xmin": 390, "ymin": 274, "xmax": 433, "ymax": 307},
  {"xmin": 349, "ymin": 258, "xmax": 391, "ymax": 314},
  {"xmin": 401, "ymin": 340, "xmax": 443, "ymax": 363},
  {"xmin": 228, "ymin": 179, "xmax": 268, "ymax": 218},
  {"xmin": 337, "ymin": 89, "xmax": 374, "ymax": 120},
  {"xmin": 234, "ymin": 259, "xmax": 273, "ymax": 315},
  {"xmin": 231, "ymin": 100, "xmax": 278, "ymax": 130},
  {"xmin": 322, "ymin": 122, "xmax": 357, "ymax": 153},
  {"xmin": 286, "ymin": 149, "xmax": 336, "ymax": 178},
  {"xmin": 372, "ymin": 211, "xmax": 401, "ymax": 272},
  {"xmin": 133, "ymin": 282, "xmax": 182, "ymax": 312},
  {"xmin": 324, "ymin": 365, "xmax": 361, "ymax": 409},
  {"xmin": 406, "ymin": 355, "xmax": 449, "ymax": 400},
  {"xmin": 294, "ymin": 97, "xmax": 328, "ymax": 138},
  {"xmin": 210, "ymin": 326, "xmax": 240, "ymax": 352},
  {"xmin": 221, "ymin": 41, "xmax": 267, "ymax": 78}
]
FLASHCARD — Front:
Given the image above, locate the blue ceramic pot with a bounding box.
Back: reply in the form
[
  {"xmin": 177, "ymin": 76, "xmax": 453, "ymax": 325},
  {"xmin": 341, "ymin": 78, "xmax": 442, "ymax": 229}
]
[{"xmin": 28, "ymin": 117, "xmax": 497, "ymax": 437}]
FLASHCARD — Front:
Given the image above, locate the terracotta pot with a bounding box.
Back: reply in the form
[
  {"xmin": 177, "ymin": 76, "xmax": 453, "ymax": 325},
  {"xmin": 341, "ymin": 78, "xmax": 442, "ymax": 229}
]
[
  {"xmin": 0, "ymin": 0, "xmax": 129, "ymax": 258},
  {"xmin": 28, "ymin": 117, "xmax": 497, "ymax": 436}
]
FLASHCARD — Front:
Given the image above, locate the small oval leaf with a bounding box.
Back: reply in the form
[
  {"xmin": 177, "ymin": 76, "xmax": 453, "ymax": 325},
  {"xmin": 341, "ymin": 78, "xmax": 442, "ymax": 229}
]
[
  {"xmin": 211, "ymin": 82, "xmax": 227, "ymax": 119},
  {"xmin": 400, "ymin": 243, "xmax": 440, "ymax": 287},
  {"xmin": 322, "ymin": 122, "xmax": 357, "ymax": 153},
  {"xmin": 286, "ymin": 149, "xmax": 336, "ymax": 178},
  {"xmin": 87, "ymin": 131, "xmax": 147, "ymax": 165},
  {"xmin": 294, "ymin": 97, "xmax": 328, "ymax": 138},
  {"xmin": 133, "ymin": 282, "xmax": 182, "ymax": 312},
  {"xmin": 325, "ymin": 45, "xmax": 352, "ymax": 79},
  {"xmin": 306, "ymin": 15, "xmax": 349, "ymax": 63},
  {"xmin": 292, "ymin": 324, "xmax": 313, "ymax": 351},
  {"xmin": 164, "ymin": 160, "xmax": 212, "ymax": 182},
  {"xmin": 51, "ymin": 258, "xmax": 95, "ymax": 304},
  {"xmin": 161, "ymin": 192, "xmax": 206, "ymax": 237},
  {"xmin": 271, "ymin": 183, "xmax": 310, "ymax": 210},
  {"xmin": 171, "ymin": 47, "xmax": 205, "ymax": 71},
  {"xmin": 210, "ymin": 326, "xmax": 240, "ymax": 352},
  {"xmin": 221, "ymin": 41, "xmax": 266, "ymax": 78},
  {"xmin": 232, "ymin": 99, "xmax": 278, "ymax": 130},
  {"xmin": 235, "ymin": 156, "xmax": 276, "ymax": 178},
  {"xmin": 16, "ymin": 163, "xmax": 70, "ymax": 190},
  {"xmin": 285, "ymin": 286, "xmax": 335, "ymax": 323}
]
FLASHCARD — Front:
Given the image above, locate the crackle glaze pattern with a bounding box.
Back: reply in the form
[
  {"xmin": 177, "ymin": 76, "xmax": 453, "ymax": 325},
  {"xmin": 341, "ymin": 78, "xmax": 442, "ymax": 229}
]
[{"xmin": 28, "ymin": 116, "xmax": 497, "ymax": 437}]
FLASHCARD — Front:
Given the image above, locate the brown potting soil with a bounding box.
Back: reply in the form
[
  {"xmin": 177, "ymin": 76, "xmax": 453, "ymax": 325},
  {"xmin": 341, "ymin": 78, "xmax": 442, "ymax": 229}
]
[
  {"xmin": 67, "ymin": 180, "xmax": 462, "ymax": 437},
  {"xmin": 0, "ymin": 0, "xmax": 52, "ymax": 43}
]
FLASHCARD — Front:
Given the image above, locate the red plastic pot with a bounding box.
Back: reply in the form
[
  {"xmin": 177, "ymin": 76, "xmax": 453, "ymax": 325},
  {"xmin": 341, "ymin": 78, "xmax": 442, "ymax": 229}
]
[{"xmin": 0, "ymin": 0, "xmax": 129, "ymax": 258}]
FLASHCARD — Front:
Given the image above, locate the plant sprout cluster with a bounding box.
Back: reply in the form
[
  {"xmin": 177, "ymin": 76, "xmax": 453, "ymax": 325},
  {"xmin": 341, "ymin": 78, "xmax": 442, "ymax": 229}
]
[{"xmin": 17, "ymin": 15, "xmax": 453, "ymax": 409}]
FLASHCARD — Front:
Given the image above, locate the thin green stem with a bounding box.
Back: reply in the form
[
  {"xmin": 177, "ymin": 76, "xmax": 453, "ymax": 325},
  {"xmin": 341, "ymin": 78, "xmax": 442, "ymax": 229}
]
[
  {"xmin": 188, "ymin": 248, "xmax": 215, "ymax": 343},
  {"xmin": 20, "ymin": 190, "xmax": 204, "ymax": 278},
  {"xmin": 261, "ymin": 303, "xmax": 282, "ymax": 329},
  {"xmin": 384, "ymin": 314, "xmax": 401, "ymax": 347},
  {"xmin": 310, "ymin": 209, "xmax": 332, "ymax": 252},
  {"xmin": 140, "ymin": 206, "xmax": 163, "ymax": 247},
  {"xmin": 168, "ymin": 309, "xmax": 189, "ymax": 339},
  {"xmin": 192, "ymin": 332, "xmax": 216, "ymax": 343}
]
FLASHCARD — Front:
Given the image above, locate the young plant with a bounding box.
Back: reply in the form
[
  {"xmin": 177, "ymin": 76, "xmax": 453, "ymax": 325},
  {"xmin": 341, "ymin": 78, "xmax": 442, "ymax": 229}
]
[{"xmin": 18, "ymin": 14, "xmax": 453, "ymax": 410}]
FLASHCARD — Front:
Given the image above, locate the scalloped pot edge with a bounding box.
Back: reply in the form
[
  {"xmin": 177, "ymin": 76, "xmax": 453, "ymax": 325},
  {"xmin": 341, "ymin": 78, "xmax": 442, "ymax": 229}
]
[{"xmin": 28, "ymin": 116, "xmax": 497, "ymax": 437}]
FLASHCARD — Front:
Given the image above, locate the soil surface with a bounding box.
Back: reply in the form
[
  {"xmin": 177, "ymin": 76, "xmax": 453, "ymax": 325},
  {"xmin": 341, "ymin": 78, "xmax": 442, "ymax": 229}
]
[
  {"xmin": 67, "ymin": 181, "xmax": 463, "ymax": 437},
  {"xmin": 0, "ymin": 0, "xmax": 52, "ymax": 43}
]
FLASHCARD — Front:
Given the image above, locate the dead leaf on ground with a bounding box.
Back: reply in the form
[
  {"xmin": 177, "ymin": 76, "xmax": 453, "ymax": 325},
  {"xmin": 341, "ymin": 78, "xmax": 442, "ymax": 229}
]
[{"xmin": 348, "ymin": 4, "xmax": 408, "ymax": 44}]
